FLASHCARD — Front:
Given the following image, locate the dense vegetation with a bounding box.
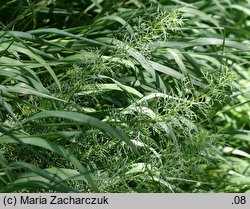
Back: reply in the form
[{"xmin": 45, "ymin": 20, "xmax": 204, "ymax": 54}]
[{"xmin": 0, "ymin": 0, "xmax": 249, "ymax": 192}]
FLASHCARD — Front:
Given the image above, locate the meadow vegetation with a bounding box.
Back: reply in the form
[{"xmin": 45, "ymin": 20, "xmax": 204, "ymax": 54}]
[{"xmin": 0, "ymin": 0, "xmax": 249, "ymax": 192}]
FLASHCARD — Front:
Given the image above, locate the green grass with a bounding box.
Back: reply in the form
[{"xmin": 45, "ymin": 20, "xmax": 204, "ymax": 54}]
[{"xmin": 0, "ymin": 0, "xmax": 249, "ymax": 192}]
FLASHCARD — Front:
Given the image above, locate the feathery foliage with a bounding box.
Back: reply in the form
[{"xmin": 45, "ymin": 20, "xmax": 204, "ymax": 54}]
[{"xmin": 0, "ymin": 0, "xmax": 249, "ymax": 192}]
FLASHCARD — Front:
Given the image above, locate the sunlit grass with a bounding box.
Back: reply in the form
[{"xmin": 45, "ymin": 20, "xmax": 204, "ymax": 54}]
[{"xmin": 0, "ymin": 0, "xmax": 249, "ymax": 192}]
